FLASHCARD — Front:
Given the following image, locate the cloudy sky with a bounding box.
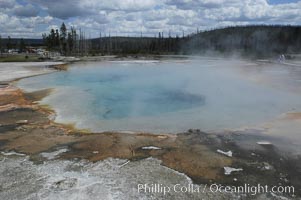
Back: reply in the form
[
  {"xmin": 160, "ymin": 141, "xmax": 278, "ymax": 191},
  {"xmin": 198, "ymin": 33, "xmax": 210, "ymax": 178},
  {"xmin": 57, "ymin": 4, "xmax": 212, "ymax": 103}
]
[{"xmin": 0, "ymin": 0, "xmax": 301, "ymax": 38}]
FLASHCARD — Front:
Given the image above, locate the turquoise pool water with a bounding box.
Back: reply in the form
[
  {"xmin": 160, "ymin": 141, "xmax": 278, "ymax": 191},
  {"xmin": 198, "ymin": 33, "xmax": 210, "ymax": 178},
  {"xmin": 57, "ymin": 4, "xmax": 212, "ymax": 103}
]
[{"xmin": 17, "ymin": 59, "xmax": 301, "ymax": 133}]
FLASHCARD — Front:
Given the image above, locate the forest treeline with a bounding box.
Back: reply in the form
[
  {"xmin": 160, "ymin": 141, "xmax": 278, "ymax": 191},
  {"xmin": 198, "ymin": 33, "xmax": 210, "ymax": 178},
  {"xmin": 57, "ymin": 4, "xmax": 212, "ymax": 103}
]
[
  {"xmin": 42, "ymin": 24, "xmax": 301, "ymax": 57},
  {"xmin": 40, "ymin": 23, "xmax": 182, "ymax": 55},
  {"xmin": 1, "ymin": 24, "xmax": 301, "ymax": 57},
  {"xmin": 42, "ymin": 23, "xmax": 78, "ymax": 55},
  {"xmin": 181, "ymin": 25, "xmax": 301, "ymax": 57}
]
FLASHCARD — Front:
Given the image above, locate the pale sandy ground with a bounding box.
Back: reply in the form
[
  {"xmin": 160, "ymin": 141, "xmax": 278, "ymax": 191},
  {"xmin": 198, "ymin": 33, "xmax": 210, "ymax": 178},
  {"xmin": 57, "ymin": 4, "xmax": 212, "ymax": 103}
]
[{"xmin": 0, "ymin": 62, "xmax": 64, "ymax": 82}]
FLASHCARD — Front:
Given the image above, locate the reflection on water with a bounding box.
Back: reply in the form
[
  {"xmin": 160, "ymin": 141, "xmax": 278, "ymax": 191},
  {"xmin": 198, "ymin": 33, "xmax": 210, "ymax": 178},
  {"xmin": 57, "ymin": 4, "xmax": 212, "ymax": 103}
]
[{"xmin": 17, "ymin": 59, "xmax": 301, "ymax": 133}]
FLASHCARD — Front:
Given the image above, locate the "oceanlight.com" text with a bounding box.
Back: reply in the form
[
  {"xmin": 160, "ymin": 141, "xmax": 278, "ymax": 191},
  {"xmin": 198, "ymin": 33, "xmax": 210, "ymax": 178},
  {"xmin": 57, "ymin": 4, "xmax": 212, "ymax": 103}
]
[{"xmin": 137, "ymin": 183, "xmax": 295, "ymax": 196}]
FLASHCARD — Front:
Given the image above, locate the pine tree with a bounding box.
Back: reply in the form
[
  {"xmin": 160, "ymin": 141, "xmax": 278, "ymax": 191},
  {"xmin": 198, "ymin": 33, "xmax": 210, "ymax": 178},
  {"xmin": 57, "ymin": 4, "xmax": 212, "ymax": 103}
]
[
  {"xmin": 55, "ymin": 29, "xmax": 60, "ymax": 48},
  {"xmin": 7, "ymin": 36, "xmax": 12, "ymax": 50},
  {"xmin": 60, "ymin": 23, "xmax": 67, "ymax": 54},
  {"xmin": 67, "ymin": 32, "xmax": 73, "ymax": 55},
  {"xmin": 50, "ymin": 29, "xmax": 56, "ymax": 48},
  {"xmin": 19, "ymin": 38, "xmax": 26, "ymax": 52},
  {"xmin": 0, "ymin": 35, "xmax": 2, "ymax": 53},
  {"xmin": 70, "ymin": 27, "xmax": 76, "ymax": 54}
]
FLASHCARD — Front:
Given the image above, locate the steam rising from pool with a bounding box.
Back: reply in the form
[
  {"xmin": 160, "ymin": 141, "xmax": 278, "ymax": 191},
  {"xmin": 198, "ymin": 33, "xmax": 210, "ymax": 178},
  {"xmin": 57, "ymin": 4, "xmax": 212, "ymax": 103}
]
[{"xmin": 17, "ymin": 58, "xmax": 301, "ymax": 133}]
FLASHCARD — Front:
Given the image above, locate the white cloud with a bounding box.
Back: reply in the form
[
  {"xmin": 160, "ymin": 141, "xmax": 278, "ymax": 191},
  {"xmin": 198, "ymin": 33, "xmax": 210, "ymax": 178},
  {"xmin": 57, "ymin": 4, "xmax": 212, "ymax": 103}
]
[
  {"xmin": 1, "ymin": 0, "xmax": 301, "ymax": 38},
  {"xmin": 81, "ymin": 0, "xmax": 160, "ymax": 11},
  {"xmin": 0, "ymin": 0, "xmax": 15, "ymax": 9},
  {"xmin": 14, "ymin": 4, "xmax": 39, "ymax": 17},
  {"xmin": 0, "ymin": 12, "xmax": 54, "ymax": 37}
]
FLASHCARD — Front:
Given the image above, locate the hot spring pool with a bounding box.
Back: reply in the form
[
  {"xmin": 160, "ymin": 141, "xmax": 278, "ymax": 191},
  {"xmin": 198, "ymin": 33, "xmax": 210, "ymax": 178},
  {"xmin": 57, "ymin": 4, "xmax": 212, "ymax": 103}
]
[{"xmin": 17, "ymin": 58, "xmax": 301, "ymax": 133}]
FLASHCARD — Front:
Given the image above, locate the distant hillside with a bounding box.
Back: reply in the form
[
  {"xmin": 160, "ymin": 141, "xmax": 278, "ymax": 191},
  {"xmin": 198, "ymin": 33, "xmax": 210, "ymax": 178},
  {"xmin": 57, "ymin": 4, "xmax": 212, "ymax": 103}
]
[
  {"xmin": 89, "ymin": 25, "xmax": 301, "ymax": 57},
  {"xmin": 2, "ymin": 25, "xmax": 300, "ymax": 57},
  {"xmin": 1, "ymin": 38, "xmax": 44, "ymax": 48},
  {"xmin": 90, "ymin": 36, "xmax": 180, "ymax": 55},
  {"xmin": 181, "ymin": 25, "xmax": 301, "ymax": 57}
]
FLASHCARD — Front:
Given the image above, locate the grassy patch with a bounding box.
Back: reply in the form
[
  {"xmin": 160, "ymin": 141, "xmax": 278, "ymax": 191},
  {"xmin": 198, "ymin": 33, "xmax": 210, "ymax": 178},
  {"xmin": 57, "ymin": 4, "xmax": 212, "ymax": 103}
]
[{"xmin": 0, "ymin": 55, "xmax": 42, "ymax": 62}]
